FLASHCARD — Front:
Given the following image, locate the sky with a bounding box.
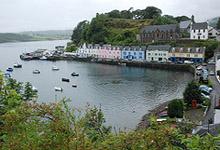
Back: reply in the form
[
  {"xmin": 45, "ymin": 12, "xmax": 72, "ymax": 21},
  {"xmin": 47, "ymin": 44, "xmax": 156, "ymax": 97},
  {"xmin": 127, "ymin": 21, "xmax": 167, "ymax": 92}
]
[{"xmin": 0, "ymin": 0, "xmax": 219, "ymax": 33}]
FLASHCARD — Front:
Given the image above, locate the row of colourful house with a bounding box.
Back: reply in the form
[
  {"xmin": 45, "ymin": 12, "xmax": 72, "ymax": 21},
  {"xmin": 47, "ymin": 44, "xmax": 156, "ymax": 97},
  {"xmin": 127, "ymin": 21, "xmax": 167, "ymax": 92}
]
[{"xmin": 76, "ymin": 43, "xmax": 205, "ymax": 63}]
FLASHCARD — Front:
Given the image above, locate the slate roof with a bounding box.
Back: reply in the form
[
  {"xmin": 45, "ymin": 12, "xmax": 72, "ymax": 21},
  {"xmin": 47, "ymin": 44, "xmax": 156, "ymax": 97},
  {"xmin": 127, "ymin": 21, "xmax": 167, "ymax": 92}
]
[
  {"xmin": 123, "ymin": 46, "xmax": 146, "ymax": 51},
  {"xmin": 141, "ymin": 24, "xmax": 179, "ymax": 33},
  {"xmin": 147, "ymin": 45, "xmax": 171, "ymax": 51},
  {"xmin": 179, "ymin": 20, "xmax": 191, "ymax": 29},
  {"xmin": 191, "ymin": 22, "xmax": 208, "ymax": 30}
]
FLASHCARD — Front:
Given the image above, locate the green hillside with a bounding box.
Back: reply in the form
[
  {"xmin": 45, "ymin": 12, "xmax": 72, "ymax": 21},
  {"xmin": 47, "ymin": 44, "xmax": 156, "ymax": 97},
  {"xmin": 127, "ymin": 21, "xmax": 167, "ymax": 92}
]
[{"xmin": 70, "ymin": 6, "xmax": 190, "ymax": 47}]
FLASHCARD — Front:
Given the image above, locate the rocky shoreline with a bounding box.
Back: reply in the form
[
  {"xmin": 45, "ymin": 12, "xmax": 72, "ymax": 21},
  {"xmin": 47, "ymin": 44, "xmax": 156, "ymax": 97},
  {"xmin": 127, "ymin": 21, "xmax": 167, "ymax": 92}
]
[{"xmin": 137, "ymin": 101, "xmax": 170, "ymax": 129}]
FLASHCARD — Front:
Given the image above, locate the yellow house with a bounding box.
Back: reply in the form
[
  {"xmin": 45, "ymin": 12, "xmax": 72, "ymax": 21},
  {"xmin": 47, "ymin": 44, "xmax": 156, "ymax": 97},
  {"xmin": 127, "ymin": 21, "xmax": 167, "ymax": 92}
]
[{"xmin": 168, "ymin": 47, "xmax": 205, "ymax": 63}]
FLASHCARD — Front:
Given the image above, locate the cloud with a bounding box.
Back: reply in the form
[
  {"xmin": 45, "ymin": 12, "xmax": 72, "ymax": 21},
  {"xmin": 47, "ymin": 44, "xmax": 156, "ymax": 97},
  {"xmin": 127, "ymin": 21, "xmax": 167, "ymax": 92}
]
[{"xmin": 0, "ymin": 0, "xmax": 219, "ymax": 32}]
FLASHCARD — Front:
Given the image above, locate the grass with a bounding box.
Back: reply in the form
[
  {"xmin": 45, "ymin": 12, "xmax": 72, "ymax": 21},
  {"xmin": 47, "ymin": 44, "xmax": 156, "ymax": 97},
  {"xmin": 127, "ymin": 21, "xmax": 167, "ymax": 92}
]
[{"xmin": 184, "ymin": 108, "xmax": 206, "ymax": 124}]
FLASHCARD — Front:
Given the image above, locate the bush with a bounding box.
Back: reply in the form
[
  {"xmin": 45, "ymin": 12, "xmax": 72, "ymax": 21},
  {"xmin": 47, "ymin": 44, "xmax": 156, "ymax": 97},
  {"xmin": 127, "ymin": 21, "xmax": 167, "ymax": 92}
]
[
  {"xmin": 183, "ymin": 81, "xmax": 202, "ymax": 106},
  {"xmin": 168, "ymin": 99, "xmax": 184, "ymax": 118}
]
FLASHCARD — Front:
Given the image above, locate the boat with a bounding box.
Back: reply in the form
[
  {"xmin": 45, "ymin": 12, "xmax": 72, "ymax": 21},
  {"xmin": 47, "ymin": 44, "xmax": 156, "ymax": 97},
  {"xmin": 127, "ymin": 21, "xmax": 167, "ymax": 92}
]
[
  {"xmin": 32, "ymin": 86, "xmax": 38, "ymax": 92},
  {"xmin": 62, "ymin": 78, "xmax": 70, "ymax": 82},
  {"xmin": 71, "ymin": 72, "xmax": 79, "ymax": 77},
  {"xmin": 13, "ymin": 63, "xmax": 22, "ymax": 68},
  {"xmin": 54, "ymin": 87, "xmax": 63, "ymax": 92},
  {"xmin": 6, "ymin": 67, "xmax": 13, "ymax": 72},
  {"xmin": 52, "ymin": 66, "xmax": 59, "ymax": 71},
  {"xmin": 72, "ymin": 84, "xmax": 77, "ymax": 88},
  {"xmin": 33, "ymin": 70, "xmax": 40, "ymax": 74},
  {"xmin": 4, "ymin": 72, "xmax": 11, "ymax": 78}
]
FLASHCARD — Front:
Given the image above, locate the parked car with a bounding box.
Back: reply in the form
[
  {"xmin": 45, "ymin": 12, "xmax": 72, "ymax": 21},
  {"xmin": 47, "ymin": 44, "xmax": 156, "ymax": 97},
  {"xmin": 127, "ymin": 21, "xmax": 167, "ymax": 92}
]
[
  {"xmin": 196, "ymin": 65, "xmax": 203, "ymax": 70},
  {"xmin": 209, "ymin": 71, "xmax": 215, "ymax": 76},
  {"xmin": 184, "ymin": 60, "xmax": 193, "ymax": 64},
  {"xmin": 201, "ymin": 93, "xmax": 210, "ymax": 99},
  {"xmin": 199, "ymin": 85, "xmax": 213, "ymax": 95},
  {"xmin": 208, "ymin": 60, "xmax": 215, "ymax": 65}
]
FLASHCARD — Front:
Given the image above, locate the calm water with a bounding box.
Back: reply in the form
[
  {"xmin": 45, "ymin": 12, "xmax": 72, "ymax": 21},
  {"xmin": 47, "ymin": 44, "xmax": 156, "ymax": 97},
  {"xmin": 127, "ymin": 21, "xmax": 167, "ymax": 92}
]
[{"xmin": 0, "ymin": 40, "xmax": 193, "ymax": 129}]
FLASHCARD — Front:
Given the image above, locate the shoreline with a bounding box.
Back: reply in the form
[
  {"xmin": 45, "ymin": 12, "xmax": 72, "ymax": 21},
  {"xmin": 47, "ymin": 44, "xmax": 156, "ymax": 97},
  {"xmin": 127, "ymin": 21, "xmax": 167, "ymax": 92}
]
[{"xmin": 136, "ymin": 101, "xmax": 170, "ymax": 129}]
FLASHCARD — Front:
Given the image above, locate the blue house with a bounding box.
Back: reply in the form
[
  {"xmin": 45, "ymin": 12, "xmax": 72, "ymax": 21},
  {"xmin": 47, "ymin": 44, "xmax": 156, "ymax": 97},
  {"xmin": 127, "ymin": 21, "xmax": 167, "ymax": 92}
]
[{"xmin": 121, "ymin": 46, "xmax": 146, "ymax": 61}]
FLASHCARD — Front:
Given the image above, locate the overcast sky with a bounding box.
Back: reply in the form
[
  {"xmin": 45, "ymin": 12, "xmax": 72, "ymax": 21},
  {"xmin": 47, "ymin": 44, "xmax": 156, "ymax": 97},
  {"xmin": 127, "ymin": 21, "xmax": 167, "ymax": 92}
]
[{"xmin": 0, "ymin": 0, "xmax": 219, "ymax": 33}]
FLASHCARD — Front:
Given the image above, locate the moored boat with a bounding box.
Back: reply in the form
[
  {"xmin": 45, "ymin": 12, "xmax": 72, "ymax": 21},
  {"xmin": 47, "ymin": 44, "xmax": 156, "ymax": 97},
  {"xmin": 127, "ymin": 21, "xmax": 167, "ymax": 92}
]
[
  {"xmin": 6, "ymin": 67, "xmax": 13, "ymax": 72},
  {"xmin": 33, "ymin": 70, "xmax": 40, "ymax": 74},
  {"xmin": 62, "ymin": 78, "xmax": 70, "ymax": 82},
  {"xmin": 52, "ymin": 66, "xmax": 59, "ymax": 71},
  {"xmin": 13, "ymin": 63, "xmax": 22, "ymax": 68},
  {"xmin": 32, "ymin": 86, "xmax": 38, "ymax": 92},
  {"xmin": 54, "ymin": 87, "xmax": 63, "ymax": 91},
  {"xmin": 71, "ymin": 72, "xmax": 79, "ymax": 76},
  {"xmin": 72, "ymin": 84, "xmax": 77, "ymax": 88}
]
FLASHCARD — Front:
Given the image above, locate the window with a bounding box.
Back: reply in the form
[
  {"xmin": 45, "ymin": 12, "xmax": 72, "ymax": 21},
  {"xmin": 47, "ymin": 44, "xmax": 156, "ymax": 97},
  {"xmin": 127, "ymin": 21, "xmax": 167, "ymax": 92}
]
[
  {"xmin": 203, "ymin": 29, "xmax": 205, "ymax": 32},
  {"xmin": 203, "ymin": 35, "xmax": 205, "ymax": 38},
  {"xmin": 194, "ymin": 29, "xmax": 196, "ymax": 33},
  {"xmin": 193, "ymin": 36, "xmax": 195, "ymax": 39},
  {"xmin": 128, "ymin": 52, "xmax": 131, "ymax": 55},
  {"xmin": 123, "ymin": 52, "xmax": 126, "ymax": 55},
  {"xmin": 194, "ymin": 54, "xmax": 198, "ymax": 57},
  {"xmin": 139, "ymin": 56, "xmax": 142, "ymax": 59},
  {"xmin": 139, "ymin": 52, "xmax": 142, "ymax": 55},
  {"xmin": 148, "ymin": 53, "xmax": 151, "ymax": 56},
  {"xmin": 134, "ymin": 52, "xmax": 136, "ymax": 55},
  {"xmin": 155, "ymin": 53, "xmax": 157, "ymax": 56},
  {"xmin": 187, "ymin": 54, "xmax": 190, "ymax": 57},
  {"xmin": 198, "ymin": 29, "xmax": 200, "ymax": 33}
]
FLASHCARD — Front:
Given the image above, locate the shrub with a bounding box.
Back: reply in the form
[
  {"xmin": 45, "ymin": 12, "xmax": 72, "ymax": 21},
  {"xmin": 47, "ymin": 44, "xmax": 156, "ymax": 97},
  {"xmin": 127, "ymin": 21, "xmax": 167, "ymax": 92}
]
[{"xmin": 168, "ymin": 99, "xmax": 184, "ymax": 118}]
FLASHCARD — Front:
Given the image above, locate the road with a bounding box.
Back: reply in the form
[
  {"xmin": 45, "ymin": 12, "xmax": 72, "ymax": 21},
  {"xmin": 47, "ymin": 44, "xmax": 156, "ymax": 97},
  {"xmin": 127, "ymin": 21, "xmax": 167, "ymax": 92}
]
[{"xmin": 202, "ymin": 64, "xmax": 219, "ymax": 125}]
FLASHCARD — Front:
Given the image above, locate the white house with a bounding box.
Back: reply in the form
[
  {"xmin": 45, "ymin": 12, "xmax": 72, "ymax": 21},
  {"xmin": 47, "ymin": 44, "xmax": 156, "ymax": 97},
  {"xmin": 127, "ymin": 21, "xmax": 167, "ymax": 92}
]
[
  {"xmin": 208, "ymin": 27, "xmax": 220, "ymax": 39},
  {"xmin": 190, "ymin": 22, "xmax": 208, "ymax": 40},
  {"xmin": 146, "ymin": 45, "xmax": 171, "ymax": 62}
]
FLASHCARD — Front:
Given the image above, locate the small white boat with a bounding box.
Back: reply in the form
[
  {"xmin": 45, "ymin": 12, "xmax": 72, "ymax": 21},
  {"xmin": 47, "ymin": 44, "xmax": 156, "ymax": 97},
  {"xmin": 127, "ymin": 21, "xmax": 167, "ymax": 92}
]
[
  {"xmin": 33, "ymin": 70, "xmax": 40, "ymax": 74},
  {"xmin": 32, "ymin": 86, "xmax": 38, "ymax": 92},
  {"xmin": 54, "ymin": 87, "xmax": 63, "ymax": 92},
  {"xmin": 13, "ymin": 63, "xmax": 22, "ymax": 68},
  {"xmin": 52, "ymin": 66, "xmax": 59, "ymax": 71}
]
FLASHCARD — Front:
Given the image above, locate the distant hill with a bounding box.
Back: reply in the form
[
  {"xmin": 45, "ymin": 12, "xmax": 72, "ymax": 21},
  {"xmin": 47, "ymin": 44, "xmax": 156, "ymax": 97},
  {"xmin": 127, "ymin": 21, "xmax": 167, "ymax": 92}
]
[
  {"xmin": 0, "ymin": 30, "xmax": 72, "ymax": 43},
  {"xmin": 207, "ymin": 17, "xmax": 220, "ymax": 28}
]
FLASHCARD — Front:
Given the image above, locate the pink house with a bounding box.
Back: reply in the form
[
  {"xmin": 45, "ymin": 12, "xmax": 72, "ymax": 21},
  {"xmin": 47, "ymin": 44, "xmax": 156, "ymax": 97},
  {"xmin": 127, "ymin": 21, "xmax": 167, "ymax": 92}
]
[{"xmin": 98, "ymin": 45, "xmax": 121, "ymax": 60}]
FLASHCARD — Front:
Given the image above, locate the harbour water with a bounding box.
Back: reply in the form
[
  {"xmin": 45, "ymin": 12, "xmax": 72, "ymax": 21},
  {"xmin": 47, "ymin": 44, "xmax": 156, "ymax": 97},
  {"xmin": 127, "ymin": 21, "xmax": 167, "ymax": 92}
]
[{"xmin": 0, "ymin": 40, "xmax": 193, "ymax": 130}]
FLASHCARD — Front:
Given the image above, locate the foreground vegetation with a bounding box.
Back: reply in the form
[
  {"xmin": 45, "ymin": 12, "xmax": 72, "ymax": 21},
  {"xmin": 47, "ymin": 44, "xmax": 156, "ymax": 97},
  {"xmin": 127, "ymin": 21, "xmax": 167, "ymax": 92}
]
[{"xmin": 0, "ymin": 73, "xmax": 220, "ymax": 149}]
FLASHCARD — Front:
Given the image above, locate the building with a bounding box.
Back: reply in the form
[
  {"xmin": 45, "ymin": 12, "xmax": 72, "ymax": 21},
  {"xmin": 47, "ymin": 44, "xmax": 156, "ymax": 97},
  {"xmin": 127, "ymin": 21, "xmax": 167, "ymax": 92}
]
[
  {"xmin": 146, "ymin": 45, "xmax": 171, "ymax": 62},
  {"xmin": 190, "ymin": 22, "xmax": 208, "ymax": 40},
  {"xmin": 98, "ymin": 45, "xmax": 121, "ymax": 60},
  {"xmin": 208, "ymin": 27, "xmax": 220, "ymax": 39},
  {"xmin": 169, "ymin": 47, "xmax": 205, "ymax": 63},
  {"xmin": 121, "ymin": 46, "xmax": 146, "ymax": 61},
  {"xmin": 179, "ymin": 20, "xmax": 192, "ymax": 33},
  {"xmin": 140, "ymin": 24, "xmax": 180, "ymax": 43}
]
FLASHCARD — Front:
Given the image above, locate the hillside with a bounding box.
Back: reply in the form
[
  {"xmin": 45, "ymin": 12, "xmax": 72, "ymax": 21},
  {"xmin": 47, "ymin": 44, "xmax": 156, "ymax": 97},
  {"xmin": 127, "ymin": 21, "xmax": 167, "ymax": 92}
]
[
  {"xmin": 0, "ymin": 30, "xmax": 72, "ymax": 43},
  {"xmin": 207, "ymin": 17, "xmax": 220, "ymax": 28},
  {"xmin": 70, "ymin": 6, "xmax": 190, "ymax": 47},
  {"xmin": 0, "ymin": 33, "xmax": 34, "ymax": 43}
]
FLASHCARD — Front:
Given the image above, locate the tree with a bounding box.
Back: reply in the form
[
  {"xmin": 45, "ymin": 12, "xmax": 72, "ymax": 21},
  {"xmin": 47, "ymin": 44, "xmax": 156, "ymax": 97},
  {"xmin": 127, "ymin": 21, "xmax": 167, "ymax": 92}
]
[
  {"xmin": 22, "ymin": 82, "xmax": 37, "ymax": 101},
  {"xmin": 217, "ymin": 17, "xmax": 220, "ymax": 29},
  {"xmin": 153, "ymin": 16, "xmax": 177, "ymax": 25},
  {"xmin": 175, "ymin": 16, "xmax": 190, "ymax": 23},
  {"xmin": 168, "ymin": 99, "xmax": 184, "ymax": 118},
  {"xmin": 107, "ymin": 10, "xmax": 121, "ymax": 18},
  {"xmin": 142, "ymin": 6, "xmax": 162, "ymax": 19},
  {"xmin": 183, "ymin": 81, "xmax": 202, "ymax": 106},
  {"xmin": 71, "ymin": 20, "xmax": 89, "ymax": 45}
]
